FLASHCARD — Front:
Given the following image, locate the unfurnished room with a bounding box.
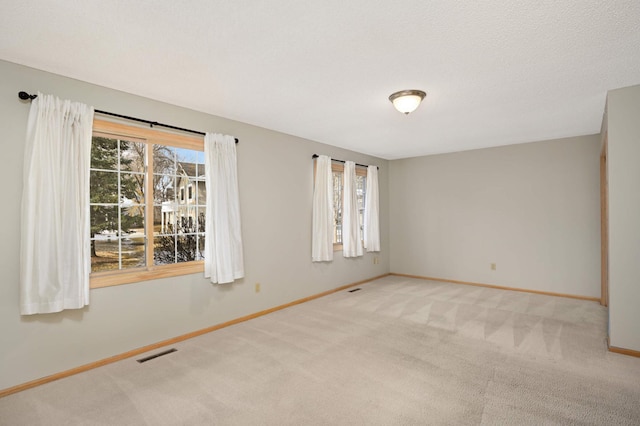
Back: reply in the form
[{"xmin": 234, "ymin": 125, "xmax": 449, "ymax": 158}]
[{"xmin": 0, "ymin": 1, "xmax": 639, "ymax": 425}]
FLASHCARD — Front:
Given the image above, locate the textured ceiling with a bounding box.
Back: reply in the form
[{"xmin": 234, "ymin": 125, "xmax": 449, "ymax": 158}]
[{"xmin": 1, "ymin": 1, "xmax": 639, "ymax": 159}]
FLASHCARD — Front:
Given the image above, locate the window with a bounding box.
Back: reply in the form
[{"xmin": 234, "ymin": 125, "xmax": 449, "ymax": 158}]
[
  {"xmin": 331, "ymin": 163, "xmax": 366, "ymax": 249},
  {"xmin": 90, "ymin": 120, "xmax": 206, "ymax": 288}
]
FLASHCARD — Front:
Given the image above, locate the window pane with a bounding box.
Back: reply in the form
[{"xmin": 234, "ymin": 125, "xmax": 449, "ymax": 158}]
[
  {"xmin": 91, "ymin": 136, "xmax": 118, "ymax": 170},
  {"xmin": 175, "ymin": 148, "xmax": 202, "ymax": 177},
  {"xmin": 196, "ymin": 151, "xmax": 205, "ymax": 177},
  {"xmin": 120, "ymin": 238, "xmax": 146, "ymax": 270},
  {"xmin": 177, "ymin": 176, "xmax": 191, "ymax": 202},
  {"xmin": 153, "ymin": 145, "xmax": 176, "ymax": 175},
  {"xmin": 154, "ymin": 204, "xmax": 174, "ymax": 235},
  {"xmin": 178, "ymin": 162, "xmax": 197, "ymax": 177},
  {"xmin": 194, "ymin": 179, "xmax": 206, "ymax": 205},
  {"xmin": 90, "ymin": 205, "xmax": 118, "ymax": 235},
  {"xmin": 176, "ymin": 235, "xmax": 201, "ymax": 263},
  {"xmin": 198, "ymin": 236, "xmax": 205, "ymax": 260},
  {"xmin": 154, "ymin": 174, "xmax": 176, "ymax": 204},
  {"xmin": 120, "ymin": 207, "xmax": 144, "ymax": 235},
  {"xmin": 121, "ymin": 206, "xmax": 146, "ymax": 271},
  {"xmin": 90, "ymin": 171, "xmax": 118, "ymax": 204},
  {"xmin": 180, "ymin": 209, "xmax": 197, "ymax": 232},
  {"xmin": 120, "ymin": 172, "xmax": 144, "ymax": 203},
  {"xmin": 92, "ymin": 239, "xmax": 121, "ymax": 273},
  {"xmin": 154, "ymin": 235, "xmax": 176, "ymax": 265},
  {"xmin": 176, "ymin": 213, "xmax": 196, "ymax": 234},
  {"xmin": 119, "ymin": 141, "xmax": 145, "ymax": 172},
  {"xmin": 197, "ymin": 207, "xmax": 206, "ymax": 232},
  {"xmin": 90, "ymin": 205, "xmax": 147, "ymax": 273},
  {"xmin": 333, "ymin": 171, "xmax": 343, "ymax": 244},
  {"xmin": 90, "ymin": 203, "xmax": 120, "ymax": 273},
  {"xmin": 356, "ymin": 175, "xmax": 366, "ymax": 234}
]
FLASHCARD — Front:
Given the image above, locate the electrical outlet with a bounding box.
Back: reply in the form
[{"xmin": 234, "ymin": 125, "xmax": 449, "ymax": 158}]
[
  {"xmin": 373, "ymin": 256, "xmax": 379, "ymax": 265},
  {"xmin": 255, "ymin": 283, "xmax": 261, "ymax": 293},
  {"xmin": 491, "ymin": 263, "xmax": 496, "ymax": 271}
]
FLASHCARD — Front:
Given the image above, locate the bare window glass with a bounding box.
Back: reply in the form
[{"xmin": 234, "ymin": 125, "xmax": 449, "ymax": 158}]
[
  {"xmin": 332, "ymin": 171, "xmax": 343, "ymax": 244},
  {"xmin": 90, "ymin": 136, "xmax": 146, "ymax": 273},
  {"xmin": 153, "ymin": 146, "xmax": 206, "ymax": 265},
  {"xmin": 90, "ymin": 132, "xmax": 206, "ymax": 274},
  {"xmin": 330, "ymin": 165, "xmax": 366, "ymax": 246}
]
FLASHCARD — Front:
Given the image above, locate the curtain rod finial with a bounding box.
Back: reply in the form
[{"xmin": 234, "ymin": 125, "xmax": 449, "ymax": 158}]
[{"xmin": 19, "ymin": 91, "xmax": 37, "ymax": 100}]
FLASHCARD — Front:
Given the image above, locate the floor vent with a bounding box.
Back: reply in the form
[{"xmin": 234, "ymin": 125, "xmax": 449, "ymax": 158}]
[
  {"xmin": 137, "ymin": 348, "xmax": 177, "ymax": 363},
  {"xmin": 348, "ymin": 288, "xmax": 362, "ymax": 293}
]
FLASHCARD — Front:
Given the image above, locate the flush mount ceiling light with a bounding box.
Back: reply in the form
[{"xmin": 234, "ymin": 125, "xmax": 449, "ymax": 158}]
[{"xmin": 389, "ymin": 90, "xmax": 427, "ymax": 115}]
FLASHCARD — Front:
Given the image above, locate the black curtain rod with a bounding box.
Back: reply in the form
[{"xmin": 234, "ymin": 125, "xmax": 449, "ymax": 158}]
[
  {"xmin": 312, "ymin": 154, "xmax": 379, "ymax": 169},
  {"xmin": 18, "ymin": 91, "xmax": 238, "ymax": 143}
]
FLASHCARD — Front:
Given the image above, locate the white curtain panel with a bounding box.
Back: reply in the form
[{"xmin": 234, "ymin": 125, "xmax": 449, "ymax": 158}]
[
  {"xmin": 342, "ymin": 161, "xmax": 363, "ymax": 258},
  {"xmin": 204, "ymin": 133, "xmax": 244, "ymax": 284},
  {"xmin": 20, "ymin": 93, "xmax": 94, "ymax": 315},
  {"xmin": 312, "ymin": 155, "xmax": 334, "ymax": 262},
  {"xmin": 364, "ymin": 165, "xmax": 381, "ymax": 252}
]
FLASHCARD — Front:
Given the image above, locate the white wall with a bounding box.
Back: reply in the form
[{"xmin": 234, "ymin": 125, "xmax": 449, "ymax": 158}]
[
  {"xmin": 0, "ymin": 60, "xmax": 389, "ymax": 391},
  {"xmin": 389, "ymin": 136, "xmax": 601, "ymax": 297},
  {"xmin": 607, "ymin": 84, "xmax": 640, "ymax": 352}
]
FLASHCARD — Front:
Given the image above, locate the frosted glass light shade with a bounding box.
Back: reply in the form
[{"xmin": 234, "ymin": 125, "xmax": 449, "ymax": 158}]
[{"xmin": 389, "ymin": 90, "xmax": 427, "ymax": 114}]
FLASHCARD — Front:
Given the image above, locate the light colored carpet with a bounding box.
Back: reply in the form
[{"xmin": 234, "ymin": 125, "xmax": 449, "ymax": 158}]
[{"xmin": 1, "ymin": 276, "xmax": 639, "ymax": 425}]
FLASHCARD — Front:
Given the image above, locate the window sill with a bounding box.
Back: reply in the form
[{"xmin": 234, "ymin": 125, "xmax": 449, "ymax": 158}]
[
  {"xmin": 90, "ymin": 261, "xmax": 205, "ymax": 289},
  {"xmin": 333, "ymin": 242, "xmax": 367, "ymax": 253}
]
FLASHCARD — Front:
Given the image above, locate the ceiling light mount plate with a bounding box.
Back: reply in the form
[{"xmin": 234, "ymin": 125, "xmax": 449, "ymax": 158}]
[{"xmin": 389, "ymin": 89, "xmax": 427, "ymax": 115}]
